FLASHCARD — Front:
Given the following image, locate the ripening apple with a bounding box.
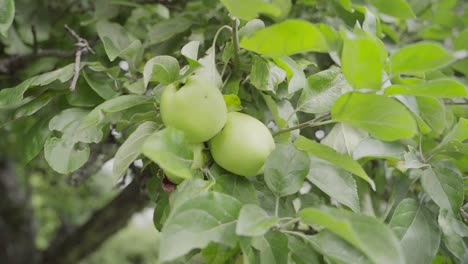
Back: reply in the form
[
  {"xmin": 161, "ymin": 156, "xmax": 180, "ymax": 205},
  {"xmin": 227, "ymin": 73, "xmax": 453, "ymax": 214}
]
[
  {"xmin": 160, "ymin": 75, "xmax": 227, "ymax": 143},
  {"xmin": 209, "ymin": 112, "xmax": 275, "ymax": 177}
]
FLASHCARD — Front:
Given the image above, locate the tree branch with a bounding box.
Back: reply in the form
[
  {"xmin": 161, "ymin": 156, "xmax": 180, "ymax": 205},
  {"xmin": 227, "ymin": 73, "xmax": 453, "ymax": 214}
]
[
  {"xmin": 0, "ymin": 159, "xmax": 38, "ymax": 264},
  {"xmin": 68, "ymin": 140, "xmax": 118, "ymax": 186},
  {"xmin": 0, "ymin": 49, "xmax": 74, "ymax": 74},
  {"xmin": 39, "ymin": 172, "xmax": 151, "ymax": 264},
  {"xmin": 64, "ymin": 24, "xmax": 95, "ymax": 92}
]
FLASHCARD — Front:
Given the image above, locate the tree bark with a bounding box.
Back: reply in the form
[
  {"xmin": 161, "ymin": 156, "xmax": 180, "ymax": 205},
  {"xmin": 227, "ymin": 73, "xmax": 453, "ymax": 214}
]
[
  {"xmin": 39, "ymin": 175, "xmax": 150, "ymax": 264},
  {"xmin": 0, "ymin": 159, "xmax": 38, "ymax": 264}
]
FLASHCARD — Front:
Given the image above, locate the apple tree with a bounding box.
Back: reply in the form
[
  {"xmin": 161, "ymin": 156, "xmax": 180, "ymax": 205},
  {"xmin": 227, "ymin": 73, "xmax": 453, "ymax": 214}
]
[{"xmin": 0, "ymin": 0, "xmax": 468, "ymax": 263}]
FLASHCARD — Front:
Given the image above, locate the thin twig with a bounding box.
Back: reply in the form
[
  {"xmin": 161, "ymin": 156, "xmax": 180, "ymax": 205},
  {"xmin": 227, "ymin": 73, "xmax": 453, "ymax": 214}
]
[
  {"xmin": 418, "ymin": 134, "xmax": 426, "ymax": 163},
  {"xmin": 64, "ymin": 24, "xmax": 95, "ymax": 91},
  {"xmin": 70, "ymin": 49, "xmax": 82, "ymax": 91},
  {"xmin": 31, "ymin": 25, "xmax": 38, "ymax": 56},
  {"xmin": 0, "ymin": 49, "xmax": 74, "ymax": 74},
  {"xmin": 231, "ymin": 17, "xmax": 240, "ymax": 72},
  {"xmin": 273, "ymin": 119, "xmax": 334, "ymax": 136}
]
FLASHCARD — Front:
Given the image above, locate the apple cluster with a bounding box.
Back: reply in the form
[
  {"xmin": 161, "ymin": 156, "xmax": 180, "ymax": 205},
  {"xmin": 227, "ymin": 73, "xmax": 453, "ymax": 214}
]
[{"xmin": 159, "ymin": 75, "xmax": 276, "ymax": 183}]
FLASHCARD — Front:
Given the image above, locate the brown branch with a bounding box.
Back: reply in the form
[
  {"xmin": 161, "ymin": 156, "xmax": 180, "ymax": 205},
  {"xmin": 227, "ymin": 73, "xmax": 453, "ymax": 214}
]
[
  {"xmin": 68, "ymin": 141, "xmax": 119, "ymax": 186},
  {"xmin": 32, "ymin": 26, "xmax": 38, "ymax": 57},
  {"xmin": 0, "ymin": 159, "xmax": 38, "ymax": 264},
  {"xmin": 0, "ymin": 49, "xmax": 74, "ymax": 74},
  {"xmin": 39, "ymin": 172, "xmax": 151, "ymax": 264},
  {"xmin": 64, "ymin": 25, "xmax": 95, "ymax": 92}
]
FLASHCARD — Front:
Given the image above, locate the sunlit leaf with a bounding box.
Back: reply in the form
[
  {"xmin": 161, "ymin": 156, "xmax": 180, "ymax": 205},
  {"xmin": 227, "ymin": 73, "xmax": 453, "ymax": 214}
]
[
  {"xmin": 385, "ymin": 79, "xmax": 467, "ymax": 98},
  {"xmin": 390, "ymin": 42, "xmax": 455, "ymax": 75},
  {"xmin": 332, "ymin": 92, "xmax": 417, "ymax": 141},
  {"xmin": 240, "ymin": 20, "xmax": 328, "ymax": 57},
  {"xmin": 389, "ymin": 199, "xmax": 440, "ymax": 263},
  {"xmin": 264, "ymin": 143, "xmax": 310, "ymax": 197},
  {"xmin": 113, "ymin": 121, "xmax": 160, "ymax": 179},
  {"xmin": 300, "ymin": 206, "xmax": 405, "ymax": 264},
  {"xmin": 236, "ymin": 204, "xmax": 279, "ymax": 237},
  {"xmin": 294, "ymin": 136, "xmax": 375, "ymax": 190},
  {"xmin": 159, "ymin": 192, "xmax": 241, "ymax": 262},
  {"xmin": 421, "ymin": 161, "xmax": 464, "ymax": 214}
]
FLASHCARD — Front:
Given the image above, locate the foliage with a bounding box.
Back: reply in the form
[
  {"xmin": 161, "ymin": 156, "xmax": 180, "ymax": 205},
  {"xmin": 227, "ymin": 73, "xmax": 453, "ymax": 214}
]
[{"xmin": 1, "ymin": 0, "xmax": 468, "ymax": 263}]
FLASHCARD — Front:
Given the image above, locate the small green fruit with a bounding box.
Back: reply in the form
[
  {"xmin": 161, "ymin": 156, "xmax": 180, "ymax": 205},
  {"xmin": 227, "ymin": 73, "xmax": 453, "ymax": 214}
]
[
  {"xmin": 160, "ymin": 76, "xmax": 227, "ymax": 143},
  {"xmin": 210, "ymin": 112, "xmax": 275, "ymax": 177}
]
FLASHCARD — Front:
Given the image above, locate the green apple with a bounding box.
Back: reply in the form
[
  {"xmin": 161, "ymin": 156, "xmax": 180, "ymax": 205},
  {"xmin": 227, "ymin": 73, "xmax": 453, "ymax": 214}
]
[
  {"xmin": 209, "ymin": 112, "xmax": 275, "ymax": 177},
  {"xmin": 160, "ymin": 75, "xmax": 227, "ymax": 143}
]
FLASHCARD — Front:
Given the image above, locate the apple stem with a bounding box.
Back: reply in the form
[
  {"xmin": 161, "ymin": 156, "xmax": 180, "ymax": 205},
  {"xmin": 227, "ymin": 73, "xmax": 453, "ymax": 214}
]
[{"xmin": 231, "ymin": 17, "xmax": 240, "ymax": 73}]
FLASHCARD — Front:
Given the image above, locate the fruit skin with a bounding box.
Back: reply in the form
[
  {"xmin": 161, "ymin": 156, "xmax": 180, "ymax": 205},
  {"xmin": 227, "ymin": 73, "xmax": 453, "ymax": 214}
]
[
  {"xmin": 209, "ymin": 112, "xmax": 275, "ymax": 177},
  {"xmin": 160, "ymin": 75, "xmax": 227, "ymax": 143}
]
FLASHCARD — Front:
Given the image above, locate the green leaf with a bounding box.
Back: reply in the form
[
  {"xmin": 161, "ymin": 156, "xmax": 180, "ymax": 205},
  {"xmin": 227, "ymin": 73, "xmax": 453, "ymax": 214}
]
[
  {"xmin": 196, "ymin": 47, "xmax": 223, "ymax": 88},
  {"xmin": 421, "ymin": 161, "xmax": 464, "ymax": 214},
  {"xmin": 331, "ymin": 92, "xmax": 417, "ymax": 141},
  {"xmin": 113, "ymin": 121, "xmax": 160, "ymax": 179},
  {"xmin": 299, "ymin": 206, "xmax": 405, "ymax": 264},
  {"xmin": 368, "ymin": 0, "xmax": 415, "ymax": 19},
  {"xmin": 307, "ymin": 231, "xmax": 369, "ymax": 264},
  {"xmin": 385, "ymin": 79, "xmax": 467, "ymax": 98},
  {"xmin": 239, "ymin": 19, "xmax": 265, "ymax": 38},
  {"xmin": 219, "ymin": 0, "xmax": 282, "ymax": 21},
  {"xmin": 352, "ymin": 138, "xmax": 405, "ymax": 160},
  {"xmin": 20, "ymin": 118, "xmax": 51, "ymax": 164},
  {"xmin": 287, "ymin": 236, "xmax": 322, "ymax": 264},
  {"xmin": 250, "ymin": 56, "xmax": 286, "ymax": 92},
  {"xmin": 294, "ymin": 136, "xmax": 375, "ymax": 190},
  {"xmin": 389, "ymin": 199, "xmax": 441, "ymax": 264},
  {"xmin": 0, "ymin": 64, "xmax": 76, "ymax": 108},
  {"xmin": 169, "ymin": 179, "xmax": 212, "ymax": 210},
  {"xmin": 223, "ymin": 94, "xmax": 242, "ymax": 112},
  {"xmin": 96, "ymin": 20, "xmax": 141, "ymax": 62},
  {"xmin": 452, "ymin": 29, "xmax": 468, "ymax": 75},
  {"xmin": 83, "ymin": 71, "xmax": 120, "ymax": 100},
  {"xmin": 438, "ymin": 209, "xmax": 468, "ymax": 260},
  {"xmin": 212, "ymin": 171, "xmax": 258, "ymax": 205},
  {"xmin": 181, "ymin": 40, "xmax": 200, "ymax": 66},
  {"xmin": 148, "ymin": 17, "xmax": 191, "ymax": 46},
  {"xmin": 252, "ymin": 231, "xmax": 289, "ymax": 264},
  {"xmin": 240, "ymin": 20, "xmax": 328, "ymax": 57},
  {"xmin": 441, "ymin": 118, "xmax": 468, "ymax": 145},
  {"xmin": 416, "ymin": 97, "xmax": 446, "ymax": 135},
  {"xmin": 263, "ymin": 96, "xmax": 297, "ymax": 134},
  {"xmin": 44, "ymin": 108, "xmax": 105, "ymax": 173},
  {"xmin": 264, "ymin": 143, "xmax": 310, "ymax": 197},
  {"xmin": 50, "ymin": 109, "xmax": 105, "ymax": 144},
  {"xmin": 236, "ymin": 204, "xmax": 279, "ymax": 237},
  {"xmin": 0, "ymin": 0, "xmax": 15, "ymax": 36},
  {"xmin": 273, "ymin": 56, "xmax": 307, "ymax": 94},
  {"xmin": 341, "ymin": 32, "xmax": 385, "ymax": 90},
  {"xmin": 125, "ymin": 79, "xmax": 146, "ymax": 95},
  {"xmin": 307, "ymin": 156, "xmax": 360, "ymax": 212},
  {"xmin": 13, "ymin": 91, "xmax": 55, "ymax": 119},
  {"xmin": 141, "ymin": 128, "xmax": 203, "ymax": 182},
  {"xmin": 143, "ymin": 56, "xmax": 180, "ymax": 88},
  {"xmin": 321, "ymin": 123, "xmax": 367, "ymax": 156},
  {"xmin": 79, "ymin": 95, "xmax": 153, "ymax": 129},
  {"xmin": 159, "ymin": 192, "xmax": 241, "ymax": 262},
  {"xmin": 390, "ymin": 42, "xmax": 455, "ymax": 75},
  {"xmin": 201, "ymin": 243, "xmax": 239, "ymax": 264},
  {"xmin": 297, "ymin": 67, "xmax": 351, "ymax": 114},
  {"xmin": 66, "ymin": 79, "xmax": 104, "ymax": 107},
  {"xmin": 44, "ymin": 137, "xmax": 90, "ymax": 174}
]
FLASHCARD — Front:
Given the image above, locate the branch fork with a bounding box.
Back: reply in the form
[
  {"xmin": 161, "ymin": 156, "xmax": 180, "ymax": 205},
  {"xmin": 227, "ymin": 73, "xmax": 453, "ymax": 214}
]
[{"xmin": 64, "ymin": 24, "xmax": 95, "ymax": 91}]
